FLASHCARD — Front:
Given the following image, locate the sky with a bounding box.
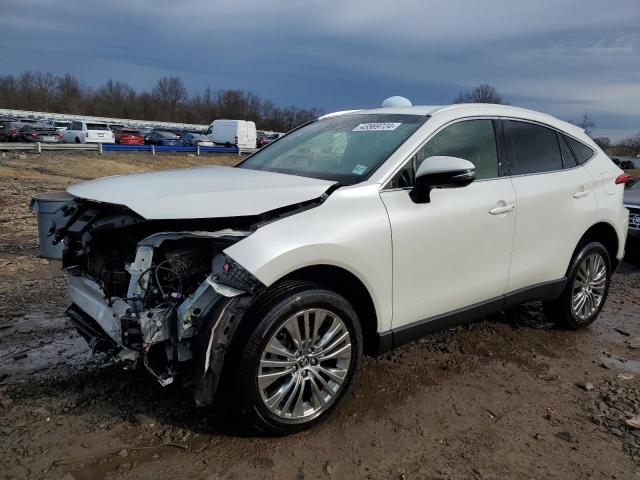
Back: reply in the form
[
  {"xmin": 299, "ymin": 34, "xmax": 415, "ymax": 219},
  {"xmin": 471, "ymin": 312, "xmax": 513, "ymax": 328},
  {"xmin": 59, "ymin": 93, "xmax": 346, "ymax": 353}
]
[{"xmin": 1, "ymin": 0, "xmax": 639, "ymax": 138}]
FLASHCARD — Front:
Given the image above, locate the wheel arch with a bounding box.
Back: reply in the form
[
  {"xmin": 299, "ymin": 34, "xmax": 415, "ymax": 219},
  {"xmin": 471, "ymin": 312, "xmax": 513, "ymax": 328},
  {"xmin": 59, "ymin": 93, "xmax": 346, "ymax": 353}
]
[
  {"xmin": 576, "ymin": 221, "xmax": 620, "ymax": 270},
  {"xmin": 278, "ymin": 264, "xmax": 380, "ymax": 356}
]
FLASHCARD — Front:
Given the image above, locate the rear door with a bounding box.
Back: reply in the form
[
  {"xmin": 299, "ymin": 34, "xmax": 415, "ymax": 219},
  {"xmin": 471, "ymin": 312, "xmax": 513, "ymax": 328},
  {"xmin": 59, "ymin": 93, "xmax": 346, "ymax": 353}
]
[{"xmin": 503, "ymin": 119, "xmax": 597, "ymax": 293}]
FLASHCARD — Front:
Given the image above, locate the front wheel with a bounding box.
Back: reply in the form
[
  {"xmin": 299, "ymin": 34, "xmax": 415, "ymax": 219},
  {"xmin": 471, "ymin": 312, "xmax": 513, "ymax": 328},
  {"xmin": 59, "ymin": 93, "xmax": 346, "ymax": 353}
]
[
  {"xmin": 234, "ymin": 282, "xmax": 362, "ymax": 435},
  {"xmin": 543, "ymin": 241, "xmax": 611, "ymax": 329}
]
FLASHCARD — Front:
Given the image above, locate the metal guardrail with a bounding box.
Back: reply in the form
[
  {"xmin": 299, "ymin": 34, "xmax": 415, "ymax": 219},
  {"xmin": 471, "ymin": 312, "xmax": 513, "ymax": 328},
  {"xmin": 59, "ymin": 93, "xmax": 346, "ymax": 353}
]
[
  {"xmin": 0, "ymin": 142, "xmax": 249, "ymax": 155},
  {"xmin": 0, "ymin": 142, "xmax": 99, "ymax": 152},
  {"xmin": 104, "ymin": 144, "xmax": 240, "ymax": 154}
]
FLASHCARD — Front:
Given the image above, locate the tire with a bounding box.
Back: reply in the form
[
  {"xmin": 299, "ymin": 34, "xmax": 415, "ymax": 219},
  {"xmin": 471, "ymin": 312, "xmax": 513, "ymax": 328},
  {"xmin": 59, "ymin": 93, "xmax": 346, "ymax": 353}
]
[
  {"xmin": 75, "ymin": 137, "xmax": 80, "ymax": 144},
  {"xmin": 233, "ymin": 281, "xmax": 362, "ymax": 435},
  {"xmin": 543, "ymin": 241, "xmax": 612, "ymax": 329}
]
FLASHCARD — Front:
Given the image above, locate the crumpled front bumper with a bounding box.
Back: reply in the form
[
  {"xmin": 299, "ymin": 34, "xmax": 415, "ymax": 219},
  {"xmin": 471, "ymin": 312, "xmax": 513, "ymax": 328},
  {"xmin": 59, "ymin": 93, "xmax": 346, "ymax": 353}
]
[{"xmin": 66, "ymin": 272, "xmax": 138, "ymax": 361}]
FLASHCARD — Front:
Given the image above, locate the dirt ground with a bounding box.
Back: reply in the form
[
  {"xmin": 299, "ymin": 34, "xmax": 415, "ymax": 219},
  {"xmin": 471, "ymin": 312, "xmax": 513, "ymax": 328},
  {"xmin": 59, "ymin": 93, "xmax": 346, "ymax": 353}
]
[{"xmin": 1, "ymin": 151, "xmax": 640, "ymax": 480}]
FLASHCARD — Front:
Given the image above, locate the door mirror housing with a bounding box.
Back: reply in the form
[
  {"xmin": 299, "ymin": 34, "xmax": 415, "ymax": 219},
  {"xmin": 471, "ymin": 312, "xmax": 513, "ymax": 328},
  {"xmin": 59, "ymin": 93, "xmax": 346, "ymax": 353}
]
[{"xmin": 410, "ymin": 156, "xmax": 476, "ymax": 203}]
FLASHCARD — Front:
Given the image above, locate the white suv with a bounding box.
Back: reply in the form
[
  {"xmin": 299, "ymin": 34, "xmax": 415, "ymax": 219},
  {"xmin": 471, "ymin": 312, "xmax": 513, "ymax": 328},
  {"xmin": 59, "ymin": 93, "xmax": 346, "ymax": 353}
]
[
  {"xmin": 63, "ymin": 121, "xmax": 115, "ymax": 144},
  {"xmin": 50, "ymin": 104, "xmax": 629, "ymax": 434}
]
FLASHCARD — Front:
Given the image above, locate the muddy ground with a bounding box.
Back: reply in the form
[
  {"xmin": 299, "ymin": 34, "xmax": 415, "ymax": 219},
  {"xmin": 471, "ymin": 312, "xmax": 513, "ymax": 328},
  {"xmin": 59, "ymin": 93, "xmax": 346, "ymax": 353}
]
[{"xmin": 1, "ymin": 151, "xmax": 640, "ymax": 479}]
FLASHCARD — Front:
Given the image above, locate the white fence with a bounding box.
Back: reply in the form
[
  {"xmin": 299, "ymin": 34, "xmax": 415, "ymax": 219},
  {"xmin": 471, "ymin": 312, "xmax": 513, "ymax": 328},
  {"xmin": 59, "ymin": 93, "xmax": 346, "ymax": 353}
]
[{"xmin": 0, "ymin": 108, "xmax": 208, "ymax": 132}]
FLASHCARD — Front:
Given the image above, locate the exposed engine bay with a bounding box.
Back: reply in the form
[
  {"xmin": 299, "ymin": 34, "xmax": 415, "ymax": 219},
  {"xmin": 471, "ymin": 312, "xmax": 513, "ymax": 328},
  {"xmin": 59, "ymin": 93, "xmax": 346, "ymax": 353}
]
[{"xmin": 51, "ymin": 197, "xmax": 272, "ymax": 402}]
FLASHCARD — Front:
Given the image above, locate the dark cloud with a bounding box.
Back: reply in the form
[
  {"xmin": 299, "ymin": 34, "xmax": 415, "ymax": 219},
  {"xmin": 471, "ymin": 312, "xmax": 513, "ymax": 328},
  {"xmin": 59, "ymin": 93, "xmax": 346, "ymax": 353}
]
[{"xmin": 1, "ymin": 0, "xmax": 639, "ymax": 135}]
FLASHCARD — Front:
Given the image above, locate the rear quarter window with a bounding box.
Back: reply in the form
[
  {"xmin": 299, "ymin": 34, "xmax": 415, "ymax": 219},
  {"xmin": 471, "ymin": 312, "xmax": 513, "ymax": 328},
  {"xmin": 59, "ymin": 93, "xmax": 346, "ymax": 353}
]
[{"xmin": 565, "ymin": 136, "xmax": 595, "ymax": 165}]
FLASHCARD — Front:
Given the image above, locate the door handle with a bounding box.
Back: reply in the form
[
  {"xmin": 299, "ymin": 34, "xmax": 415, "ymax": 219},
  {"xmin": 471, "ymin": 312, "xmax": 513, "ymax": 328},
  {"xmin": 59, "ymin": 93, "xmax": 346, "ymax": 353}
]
[
  {"xmin": 573, "ymin": 189, "xmax": 590, "ymax": 199},
  {"xmin": 489, "ymin": 203, "xmax": 515, "ymax": 215}
]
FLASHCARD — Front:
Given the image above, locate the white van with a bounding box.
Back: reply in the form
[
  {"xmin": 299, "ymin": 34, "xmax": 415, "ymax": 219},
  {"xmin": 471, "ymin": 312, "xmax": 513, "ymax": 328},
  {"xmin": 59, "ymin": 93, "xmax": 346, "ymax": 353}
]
[{"xmin": 205, "ymin": 120, "xmax": 257, "ymax": 150}]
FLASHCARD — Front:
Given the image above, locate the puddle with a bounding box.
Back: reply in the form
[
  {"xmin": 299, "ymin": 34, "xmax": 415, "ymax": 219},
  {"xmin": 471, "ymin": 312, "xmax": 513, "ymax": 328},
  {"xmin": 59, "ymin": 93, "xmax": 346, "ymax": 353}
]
[
  {"xmin": 0, "ymin": 312, "xmax": 102, "ymax": 382},
  {"xmin": 601, "ymin": 355, "xmax": 640, "ymax": 374}
]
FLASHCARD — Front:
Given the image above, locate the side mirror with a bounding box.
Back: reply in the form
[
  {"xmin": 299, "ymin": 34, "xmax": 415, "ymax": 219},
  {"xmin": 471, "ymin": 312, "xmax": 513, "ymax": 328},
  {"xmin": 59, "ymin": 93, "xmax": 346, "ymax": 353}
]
[{"xmin": 410, "ymin": 156, "xmax": 475, "ymax": 203}]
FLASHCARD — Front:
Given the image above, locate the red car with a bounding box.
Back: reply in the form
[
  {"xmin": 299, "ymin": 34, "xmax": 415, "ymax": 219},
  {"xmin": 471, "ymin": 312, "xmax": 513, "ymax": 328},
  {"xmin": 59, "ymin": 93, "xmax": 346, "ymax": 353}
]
[{"xmin": 114, "ymin": 128, "xmax": 144, "ymax": 144}]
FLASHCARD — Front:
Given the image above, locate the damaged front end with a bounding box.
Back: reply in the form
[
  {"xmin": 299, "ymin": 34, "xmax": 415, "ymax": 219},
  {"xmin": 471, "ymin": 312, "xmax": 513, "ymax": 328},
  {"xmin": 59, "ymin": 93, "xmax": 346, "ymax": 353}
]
[{"xmin": 53, "ymin": 197, "xmax": 265, "ymax": 400}]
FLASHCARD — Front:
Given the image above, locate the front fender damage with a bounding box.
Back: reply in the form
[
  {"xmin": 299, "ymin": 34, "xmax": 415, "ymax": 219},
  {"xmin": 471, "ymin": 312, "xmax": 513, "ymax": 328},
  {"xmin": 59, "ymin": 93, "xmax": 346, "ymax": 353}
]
[
  {"xmin": 193, "ymin": 254, "xmax": 264, "ymax": 405},
  {"xmin": 55, "ymin": 186, "xmax": 339, "ymax": 405}
]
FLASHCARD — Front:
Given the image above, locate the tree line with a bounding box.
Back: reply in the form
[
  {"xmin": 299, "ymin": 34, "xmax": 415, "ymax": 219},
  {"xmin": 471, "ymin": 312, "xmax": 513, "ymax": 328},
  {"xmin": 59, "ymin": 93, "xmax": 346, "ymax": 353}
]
[
  {"xmin": 0, "ymin": 71, "xmax": 322, "ymax": 132},
  {"xmin": 1, "ymin": 74, "xmax": 638, "ymax": 154}
]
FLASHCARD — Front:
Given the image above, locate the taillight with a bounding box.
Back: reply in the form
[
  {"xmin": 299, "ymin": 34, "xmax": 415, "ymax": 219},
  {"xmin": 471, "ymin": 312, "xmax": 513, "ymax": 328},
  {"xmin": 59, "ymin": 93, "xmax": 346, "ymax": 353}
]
[
  {"xmin": 234, "ymin": 135, "xmax": 238, "ymax": 146},
  {"xmin": 616, "ymin": 174, "xmax": 631, "ymax": 185}
]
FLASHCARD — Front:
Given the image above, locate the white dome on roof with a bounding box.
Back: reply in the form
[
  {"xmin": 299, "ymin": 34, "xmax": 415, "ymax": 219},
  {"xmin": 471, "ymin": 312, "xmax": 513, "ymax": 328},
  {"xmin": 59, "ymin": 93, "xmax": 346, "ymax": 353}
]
[{"xmin": 381, "ymin": 96, "xmax": 412, "ymax": 108}]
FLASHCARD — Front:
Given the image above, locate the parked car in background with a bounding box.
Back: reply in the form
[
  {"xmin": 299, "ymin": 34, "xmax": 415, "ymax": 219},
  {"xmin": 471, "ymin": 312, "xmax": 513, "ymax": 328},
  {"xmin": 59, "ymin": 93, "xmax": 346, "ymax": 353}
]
[
  {"xmin": 16, "ymin": 118, "xmax": 38, "ymax": 125},
  {"xmin": 63, "ymin": 121, "xmax": 115, "ymax": 144},
  {"xmin": 257, "ymin": 130, "xmax": 283, "ymax": 148},
  {"xmin": 180, "ymin": 132, "xmax": 214, "ymax": 147},
  {"xmin": 114, "ymin": 128, "xmax": 144, "ymax": 145},
  {"xmin": 19, "ymin": 124, "xmax": 63, "ymax": 143},
  {"xmin": 42, "ymin": 120, "xmax": 71, "ymax": 132},
  {"xmin": 51, "ymin": 103, "xmax": 628, "ymax": 434},
  {"xmin": 624, "ymin": 180, "xmax": 640, "ymax": 258},
  {"xmin": 205, "ymin": 119, "xmax": 256, "ymax": 149},
  {"xmin": 0, "ymin": 121, "xmax": 27, "ymax": 141},
  {"xmin": 144, "ymin": 130, "xmax": 181, "ymax": 146}
]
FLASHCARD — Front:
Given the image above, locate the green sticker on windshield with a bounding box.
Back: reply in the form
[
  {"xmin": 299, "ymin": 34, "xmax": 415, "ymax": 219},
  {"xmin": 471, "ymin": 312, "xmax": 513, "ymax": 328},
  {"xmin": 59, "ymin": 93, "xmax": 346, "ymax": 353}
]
[{"xmin": 352, "ymin": 164, "xmax": 368, "ymax": 175}]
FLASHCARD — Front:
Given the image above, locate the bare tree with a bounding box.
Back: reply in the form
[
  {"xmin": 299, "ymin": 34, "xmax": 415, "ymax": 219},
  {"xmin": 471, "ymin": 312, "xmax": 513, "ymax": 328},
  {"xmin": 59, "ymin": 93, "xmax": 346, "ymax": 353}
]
[
  {"xmin": 453, "ymin": 84, "xmax": 505, "ymax": 104},
  {"xmin": 592, "ymin": 137, "xmax": 611, "ymax": 150},
  {"xmin": 152, "ymin": 76, "xmax": 188, "ymax": 118},
  {"xmin": 614, "ymin": 133, "xmax": 640, "ymax": 156},
  {"xmin": 570, "ymin": 113, "xmax": 596, "ymax": 136}
]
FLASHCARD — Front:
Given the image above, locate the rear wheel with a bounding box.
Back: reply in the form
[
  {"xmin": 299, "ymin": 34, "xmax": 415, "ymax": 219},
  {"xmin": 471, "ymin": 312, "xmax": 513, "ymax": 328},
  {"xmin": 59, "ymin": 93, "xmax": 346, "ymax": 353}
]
[
  {"xmin": 234, "ymin": 282, "xmax": 362, "ymax": 435},
  {"xmin": 75, "ymin": 137, "xmax": 80, "ymax": 144},
  {"xmin": 543, "ymin": 241, "xmax": 611, "ymax": 329}
]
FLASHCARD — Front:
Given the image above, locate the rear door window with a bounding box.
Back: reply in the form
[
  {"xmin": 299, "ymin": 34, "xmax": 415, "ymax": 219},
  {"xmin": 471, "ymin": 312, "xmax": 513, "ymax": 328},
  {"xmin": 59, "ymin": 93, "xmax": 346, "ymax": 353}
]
[
  {"xmin": 506, "ymin": 120, "xmax": 563, "ymax": 175},
  {"xmin": 565, "ymin": 136, "xmax": 595, "ymax": 165}
]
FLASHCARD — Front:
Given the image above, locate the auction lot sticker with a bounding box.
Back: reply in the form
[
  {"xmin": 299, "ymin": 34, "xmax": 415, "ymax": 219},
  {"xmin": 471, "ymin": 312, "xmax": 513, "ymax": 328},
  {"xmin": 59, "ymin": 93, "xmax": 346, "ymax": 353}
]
[{"xmin": 353, "ymin": 122, "xmax": 402, "ymax": 132}]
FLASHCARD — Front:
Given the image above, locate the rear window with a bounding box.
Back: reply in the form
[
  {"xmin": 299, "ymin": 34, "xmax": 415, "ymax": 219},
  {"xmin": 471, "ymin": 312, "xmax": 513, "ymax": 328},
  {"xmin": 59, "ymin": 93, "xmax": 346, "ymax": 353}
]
[
  {"xmin": 120, "ymin": 129, "xmax": 140, "ymax": 134},
  {"xmin": 506, "ymin": 120, "xmax": 563, "ymax": 175},
  {"xmin": 86, "ymin": 123, "xmax": 110, "ymax": 131},
  {"xmin": 565, "ymin": 136, "xmax": 595, "ymax": 165}
]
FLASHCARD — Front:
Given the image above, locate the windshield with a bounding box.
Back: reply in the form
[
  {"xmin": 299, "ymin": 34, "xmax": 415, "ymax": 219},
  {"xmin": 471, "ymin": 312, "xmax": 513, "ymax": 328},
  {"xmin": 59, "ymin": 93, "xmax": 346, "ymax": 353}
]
[{"xmin": 238, "ymin": 114, "xmax": 428, "ymax": 184}]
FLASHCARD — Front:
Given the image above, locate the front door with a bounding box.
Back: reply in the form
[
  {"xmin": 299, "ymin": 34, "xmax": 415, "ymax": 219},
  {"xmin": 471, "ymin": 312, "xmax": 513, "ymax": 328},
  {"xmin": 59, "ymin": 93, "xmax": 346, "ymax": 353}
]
[{"xmin": 380, "ymin": 118, "xmax": 517, "ymax": 328}]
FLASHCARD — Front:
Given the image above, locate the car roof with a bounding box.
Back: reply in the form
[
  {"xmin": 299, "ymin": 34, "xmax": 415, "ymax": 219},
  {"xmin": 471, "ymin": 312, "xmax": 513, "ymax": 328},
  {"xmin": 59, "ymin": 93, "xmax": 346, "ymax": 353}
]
[{"xmin": 326, "ymin": 103, "xmax": 585, "ymax": 137}]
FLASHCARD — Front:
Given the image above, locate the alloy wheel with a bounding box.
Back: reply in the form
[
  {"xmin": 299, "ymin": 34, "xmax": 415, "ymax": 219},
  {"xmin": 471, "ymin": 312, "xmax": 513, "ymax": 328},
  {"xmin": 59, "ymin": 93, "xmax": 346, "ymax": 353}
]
[
  {"xmin": 257, "ymin": 308, "xmax": 352, "ymax": 420},
  {"xmin": 571, "ymin": 252, "xmax": 607, "ymax": 321}
]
